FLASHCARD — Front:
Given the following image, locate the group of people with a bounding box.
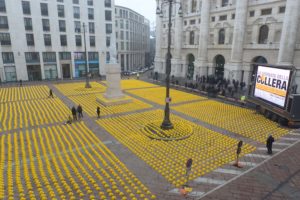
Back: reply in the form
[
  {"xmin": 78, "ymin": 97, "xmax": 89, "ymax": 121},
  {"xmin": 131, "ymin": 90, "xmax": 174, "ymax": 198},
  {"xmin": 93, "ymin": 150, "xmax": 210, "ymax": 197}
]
[{"xmin": 71, "ymin": 105, "xmax": 83, "ymax": 121}]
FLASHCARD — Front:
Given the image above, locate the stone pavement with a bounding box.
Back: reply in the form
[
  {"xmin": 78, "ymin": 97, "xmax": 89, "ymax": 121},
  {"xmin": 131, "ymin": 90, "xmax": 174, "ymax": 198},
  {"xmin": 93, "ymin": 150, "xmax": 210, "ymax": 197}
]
[{"xmin": 201, "ymin": 138, "xmax": 300, "ymax": 200}]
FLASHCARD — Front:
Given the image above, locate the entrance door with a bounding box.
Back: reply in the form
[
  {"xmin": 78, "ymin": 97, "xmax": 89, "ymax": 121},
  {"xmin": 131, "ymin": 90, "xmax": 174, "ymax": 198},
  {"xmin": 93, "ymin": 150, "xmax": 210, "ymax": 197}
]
[
  {"xmin": 62, "ymin": 64, "xmax": 71, "ymax": 78},
  {"xmin": 27, "ymin": 65, "xmax": 42, "ymax": 81}
]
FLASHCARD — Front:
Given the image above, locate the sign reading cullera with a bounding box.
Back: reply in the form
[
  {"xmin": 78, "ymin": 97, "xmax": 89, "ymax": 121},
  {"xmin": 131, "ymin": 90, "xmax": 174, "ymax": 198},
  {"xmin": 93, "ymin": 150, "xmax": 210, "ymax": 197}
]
[{"xmin": 254, "ymin": 66, "xmax": 291, "ymax": 107}]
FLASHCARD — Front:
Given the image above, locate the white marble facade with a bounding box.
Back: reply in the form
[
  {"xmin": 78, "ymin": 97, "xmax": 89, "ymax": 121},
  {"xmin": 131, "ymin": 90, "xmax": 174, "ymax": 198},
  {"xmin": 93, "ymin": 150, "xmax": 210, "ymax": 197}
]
[{"xmin": 154, "ymin": 0, "xmax": 300, "ymax": 92}]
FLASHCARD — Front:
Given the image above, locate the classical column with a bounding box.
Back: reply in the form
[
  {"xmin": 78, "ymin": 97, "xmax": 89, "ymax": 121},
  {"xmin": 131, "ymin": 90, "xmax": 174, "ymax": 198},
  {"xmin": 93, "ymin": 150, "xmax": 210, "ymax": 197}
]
[
  {"xmin": 154, "ymin": 0, "xmax": 164, "ymax": 74},
  {"xmin": 278, "ymin": 0, "xmax": 300, "ymax": 93},
  {"xmin": 172, "ymin": 3, "xmax": 183, "ymax": 77},
  {"xmin": 195, "ymin": 0, "xmax": 210, "ymax": 79},
  {"xmin": 225, "ymin": 0, "xmax": 248, "ymax": 81},
  {"xmin": 278, "ymin": 0, "xmax": 300, "ymax": 65}
]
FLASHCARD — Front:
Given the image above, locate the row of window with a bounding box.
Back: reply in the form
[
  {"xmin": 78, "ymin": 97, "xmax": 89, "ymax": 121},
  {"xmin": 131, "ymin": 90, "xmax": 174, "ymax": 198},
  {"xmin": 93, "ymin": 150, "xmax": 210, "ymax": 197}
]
[
  {"xmin": 185, "ymin": 24, "xmax": 270, "ymax": 45},
  {"xmin": 1, "ymin": 51, "xmax": 99, "ymax": 64},
  {"xmin": 0, "ymin": 32, "xmax": 96, "ymax": 47}
]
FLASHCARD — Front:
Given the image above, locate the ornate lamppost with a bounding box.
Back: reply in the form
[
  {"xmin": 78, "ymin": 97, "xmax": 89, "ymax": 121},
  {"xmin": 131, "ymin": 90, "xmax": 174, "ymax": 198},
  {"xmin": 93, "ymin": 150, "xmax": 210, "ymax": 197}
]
[
  {"xmin": 156, "ymin": 0, "xmax": 182, "ymax": 130},
  {"xmin": 83, "ymin": 23, "xmax": 91, "ymax": 88}
]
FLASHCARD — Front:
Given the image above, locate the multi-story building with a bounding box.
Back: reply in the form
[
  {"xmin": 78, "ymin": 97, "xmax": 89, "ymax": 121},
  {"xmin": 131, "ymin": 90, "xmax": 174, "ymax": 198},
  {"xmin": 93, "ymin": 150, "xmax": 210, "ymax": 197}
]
[
  {"xmin": 115, "ymin": 6, "xmax": 150, "ymax": 71},
  {"xmin": 0, "ymin": 0, "xmax": 116, "ymax": 82},
  {"xmin": 155, "ymin": 0, "xmax": 300, "ymax": 92}
]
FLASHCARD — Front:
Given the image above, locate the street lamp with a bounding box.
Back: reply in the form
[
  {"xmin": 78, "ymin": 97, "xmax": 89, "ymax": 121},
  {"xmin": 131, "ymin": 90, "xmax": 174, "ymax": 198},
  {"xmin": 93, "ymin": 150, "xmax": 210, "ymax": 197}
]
[
  {"xmin": 156, "ymin": 0, "xmax": 182, "ymax": 130},
  {"xmin": 82, "ymin": 23, "xmax": 91, "ymax": 88}
]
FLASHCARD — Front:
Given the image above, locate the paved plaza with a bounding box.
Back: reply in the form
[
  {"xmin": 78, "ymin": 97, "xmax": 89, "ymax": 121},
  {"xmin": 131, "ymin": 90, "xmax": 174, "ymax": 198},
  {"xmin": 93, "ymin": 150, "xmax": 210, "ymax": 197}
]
[{"xmin": 0, "ymin": 79, "xmax": 299, "ymax": 200}]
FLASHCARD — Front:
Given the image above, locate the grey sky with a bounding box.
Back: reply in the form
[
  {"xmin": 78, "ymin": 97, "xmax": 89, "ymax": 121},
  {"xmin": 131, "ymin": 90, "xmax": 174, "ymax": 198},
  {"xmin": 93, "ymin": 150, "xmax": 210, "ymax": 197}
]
[{"xmin": 115, "ymin": 0, "xmax": 156, "ymax": 28}]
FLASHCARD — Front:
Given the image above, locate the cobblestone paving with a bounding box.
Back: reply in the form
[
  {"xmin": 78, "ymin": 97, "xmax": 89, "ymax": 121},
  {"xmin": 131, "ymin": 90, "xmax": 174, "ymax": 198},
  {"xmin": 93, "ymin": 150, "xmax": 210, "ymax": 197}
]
[{"xmin": 1, "ymin": 79, "xmax": 300, "ymax": 200}]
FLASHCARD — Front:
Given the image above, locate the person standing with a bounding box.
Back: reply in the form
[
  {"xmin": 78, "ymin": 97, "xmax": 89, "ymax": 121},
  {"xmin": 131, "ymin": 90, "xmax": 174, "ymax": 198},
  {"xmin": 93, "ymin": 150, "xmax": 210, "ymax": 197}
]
[
  {"xmin": 49, "ymin": 89, "xmax": 54, "ymax": 98},
  {"xmin": 266, "ymin": 135, "xmax": 275, "ymax": 155},
  {"xmin": 77, "ymin": 104, "xmax": 83, "ymax": 119},
  {"xmin": 96, "ymin": 106, "xmax": 101, "ymax": 118},
  {"xmin": 71, "ymin": 106, "xmax": 77, "ymax": 121},
  {"xmin": 19, "ymin": 79, "xmax": 22, "ymax": 87}
]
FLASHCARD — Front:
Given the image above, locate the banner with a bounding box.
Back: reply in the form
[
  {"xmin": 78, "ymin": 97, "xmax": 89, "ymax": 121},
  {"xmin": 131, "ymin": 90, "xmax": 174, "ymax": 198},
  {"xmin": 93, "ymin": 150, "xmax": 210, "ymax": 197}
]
[{"xmin": 254, "ymin": 66, "xmax": 291, "ymax": 107}]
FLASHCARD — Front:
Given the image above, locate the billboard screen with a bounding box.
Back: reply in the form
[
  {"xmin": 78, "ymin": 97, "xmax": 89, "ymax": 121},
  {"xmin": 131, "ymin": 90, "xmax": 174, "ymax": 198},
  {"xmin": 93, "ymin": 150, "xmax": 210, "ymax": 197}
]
[{"xmin": 254, "ymin": 66, "xmax": 291, "ymax": 107}]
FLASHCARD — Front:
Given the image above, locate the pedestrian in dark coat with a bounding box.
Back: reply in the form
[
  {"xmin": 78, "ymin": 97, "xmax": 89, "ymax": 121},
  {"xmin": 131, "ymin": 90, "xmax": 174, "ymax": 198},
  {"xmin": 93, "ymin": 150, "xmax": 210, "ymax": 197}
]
[
  {"xmin": 266, "ymin": 135, "xmax": 275, "ymax": 155},
  {"xmin": 71, "ymin": 106, "xmax": 77, "ymax": 121},
  {"xmin": 49, "ymin": 89, "xmax": 54, "ymax": 98},
  {"xmin": 96, "ymin": 106, "xmax": 100, "ymax": 118},
  {"xmin": 77, "ymin": 104, "xmax": 83, "ymax": 119}
]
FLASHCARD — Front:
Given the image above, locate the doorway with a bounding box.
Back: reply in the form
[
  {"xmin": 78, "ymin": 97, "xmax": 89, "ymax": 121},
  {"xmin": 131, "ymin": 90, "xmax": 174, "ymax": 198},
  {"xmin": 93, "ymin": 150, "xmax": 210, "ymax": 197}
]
[
  {"xmin": 27, "ymin": 65, "xmax": 42, "ymax": 81},
  {"xmin": 62, "ymin": 64, "xmax": 71, "ymax": 78}
]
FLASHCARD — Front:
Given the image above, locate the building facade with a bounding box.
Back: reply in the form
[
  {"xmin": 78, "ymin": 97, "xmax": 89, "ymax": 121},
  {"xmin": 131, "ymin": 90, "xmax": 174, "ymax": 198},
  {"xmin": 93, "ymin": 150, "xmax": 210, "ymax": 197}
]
[
  {"xmin": 115, "ymin": 6, "xmax": 150, "ymax": 71},
  {"xmin": 154, "ymin": 0, "xmax": 300, "ymax": 92},
  {"xmin": 0, "ymin": 0, "xmax": 116, "ymax": 82}
]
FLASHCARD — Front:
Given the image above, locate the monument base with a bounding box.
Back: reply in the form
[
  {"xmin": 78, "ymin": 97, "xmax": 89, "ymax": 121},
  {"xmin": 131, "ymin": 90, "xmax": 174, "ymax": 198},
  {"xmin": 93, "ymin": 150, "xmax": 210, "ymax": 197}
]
[{"xmin": 96, "ymin": 94, "xmax": 132, "ymax": 107}]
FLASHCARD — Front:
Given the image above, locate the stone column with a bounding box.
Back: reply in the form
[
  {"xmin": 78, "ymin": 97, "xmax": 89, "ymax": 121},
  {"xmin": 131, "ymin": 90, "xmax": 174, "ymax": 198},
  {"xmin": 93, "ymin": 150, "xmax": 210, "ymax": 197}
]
[
  {"xmin": 172, "ymin": 3, "xmax": 183, "ymax": 77},
  {"xmin": 195, "ymin": 0, "xmax": 210, "ymax": 79},
  {"xmin": 154, "ymin": 0, "xmax": 164, "ymax": 74},
  {"xmin": 225, "ymin": 0, "xmax": 248, "ymax": 81},
  {"xmin": 278, "ymin": 0, "xmax": 300, "ymax": 93},
  {"xmin": 278, "ymin": 0, "xmax": 300, "ymax": 65}
]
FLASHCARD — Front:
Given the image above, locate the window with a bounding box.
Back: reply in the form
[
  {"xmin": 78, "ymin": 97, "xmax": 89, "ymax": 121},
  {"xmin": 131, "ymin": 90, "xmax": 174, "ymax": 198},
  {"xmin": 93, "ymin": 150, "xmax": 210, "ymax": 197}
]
[
  {"xmin": 90, "ymin": 36, "xmax": 95, "ymax": 47},
  {"xmin": 120, "ymin": 20, "xmax": 124, "ymax": 29},
  {"xmin": 88, "ymin": 8, "xmax": 94, "ymax": 20},
  {"xmin": 2, "ymin": 52, "xmax": 14, "ymax": 64},
  {"xmin": 43, "ymin": 52, "xmax": 56, "ymax": 62},
  {"xmin": 105, "ymin": 0, "xmax": 111, "ymax": 8},
  {"xmin": 26, "ymin": 33, "xmax": 34, "ymax": 46},
  {"xmin": 184, "ymin": 21, "xmax": 187, "ymax": 26},
  {"xmin": 105, "ymin": 10, "xmax": 112, "ymax": 21},
  {"xmin": 249, "ymin": 11, "xmax": 255, "ymax": 17},
  {"xmin": 59, "ymin": 20, "xmax": 66, "ymax": 32},
  {"xmin": 87, "ymin": 0, "xmax": 93, "ymax": 6},
  {"xmin": 25, "ymin": 52, "xmax": 40, "ymax": 63},
  {"xmin": 106, "ymin": 36, "xmax": 110, "ymax": 47},
  {"xmin": 74, "ymin": 52, "xmax": 85, "ymax": 60},
  {"xmin": 231, "ymin": 14, "xmax": 235, "ymax": 19},
  {"xmin": 0, "ymin": 33, "xmax": 10, "ymax": 45},
  {"xmin": 189, "ymin": 31, "xmax": 195, "ymax": 45},
  {"xmin": 75, "ymin": 35, "xmax": 81, "ymax": 46},
  {"xmin": 73, "ymin": 0, "xmax": 79, "ymax": 4},
  {"xmin": 218, "ymin": 29, "xmax": 225, "ymax": 44},
  {"xmin": 24, "ymin": 18, "xmax": 32, "ymax": 30},
  {"xmin": 219, "ymin": 15, "xmax": 227, "ymax": 21},
  {"xmin": 211, "ymin": 16, "xmax": 215, "ymax": 22},
  {"xmin": 74, "ymin": 21, "xmax": 81, "ymax": 32},
  {"xmin": 106, "ymin": 24, "xmax": 112, "ymax": 34},
  {"xmin": 191, "ymin": 0, "xmax": 197, "ymax": 13},
  {"xmin": 261, "ymin": 8, "xmax": 272, "ymax": 16},
  {"xmin": 59, "ymin": 52, "xmax": 71, "ymax": 60},
  {"xmin": 44, "ymin": 34, "xmax": 51, "ymax": 46},
  {"xmin": 89, "ymin": 22, "xmax": 94, "ymax": 33},
  {"xmin": 121, "ymin": 42, "xmax": 124, "ymax": 50},
  {"xmin": 126, "ymin": 31, "xmax": 129, "ymax": 40},
  {"xmin": 22, "ymin": 1, "xmax": 31, "ymax": 15},
  {"xmin": 57, "ymin": 5, "xmax": 65, "ymax": 17},
  {"xmin": 57, "ymin": 0, "xmax": 64, "ymax": 2},
  {"xmin": 125, "ymin": 20, "xmax": 129, "ymax": 29},
  {"xmin": 0, "ymin": 16, "xmax": 8, "ymax": 28},
  {"xmin": 88, "ymin": 52, "xmax": 98, "ymax": 60},
  {"xmin": 258, "ymin": 25, "xmax": 269, "ymax": 44},
  {"xmin": 0, "ymin": 0, "xmax": 6, "ymax": 12},
  {"xmin": 190, "ymin": 20, "xmax": 195, "ymax": 25},
  {"xmin": 40, "ymin": 3, "xmax": 48, "ymax": 16},
  {"xmin": 279, "ymin": 6, "xmax": 285, "ymax": 13},
  {"xmin": 60, "ymin": 35, "xmax": 67, "ymax": 46},
  {"xmin": 42, "ymin": 19, "xmax": 50, "ymax": 31},
  {"xmin": 221, "ymin": 0, "xmax": 229, "ymax": 7},
  {"xmin": 73, "ymin": 7, "xmax": 80, "ymax": 19}
]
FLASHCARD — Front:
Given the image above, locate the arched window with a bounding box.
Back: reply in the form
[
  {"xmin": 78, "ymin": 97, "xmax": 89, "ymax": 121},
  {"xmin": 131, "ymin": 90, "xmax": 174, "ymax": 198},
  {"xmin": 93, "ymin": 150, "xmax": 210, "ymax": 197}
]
[
  {"xmin": 258, "ymin": 25, "xmax": 269, "ymax": 44},
  {"xmin": 189, "ymin": 31, "xmax": 195, "ymax": 45},
  {"xmin": 191, "ymin": 0, "xmax": 197, "ymax": 13},
  {"xmin": 221, "ymin": 0, "xmax": 229, "ymax": 7},
  {"xmin": 218, "ymin": 29, "xmax": 225, "ymax": 44}
]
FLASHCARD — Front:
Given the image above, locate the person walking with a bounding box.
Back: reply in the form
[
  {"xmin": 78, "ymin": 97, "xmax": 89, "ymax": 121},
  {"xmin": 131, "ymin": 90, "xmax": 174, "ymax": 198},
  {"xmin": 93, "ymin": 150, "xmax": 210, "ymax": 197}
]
[
  {"xmin": 96, "ymin": 106, "xmax": 101, "ymax": 118},
  {"xmin": 49, "ymin": 89, "xmax": 54, "ymax": 98},
  {"xmin": 77, "ymin": 104, "xmax": 83, "ymax": 119},
  {"xmin": 71, "ymin": 106, "xmax": 77, "ymax": 121},
  {"xmin": 266, "ymin": 135, "xmax": 275, "ymax": 155}
]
